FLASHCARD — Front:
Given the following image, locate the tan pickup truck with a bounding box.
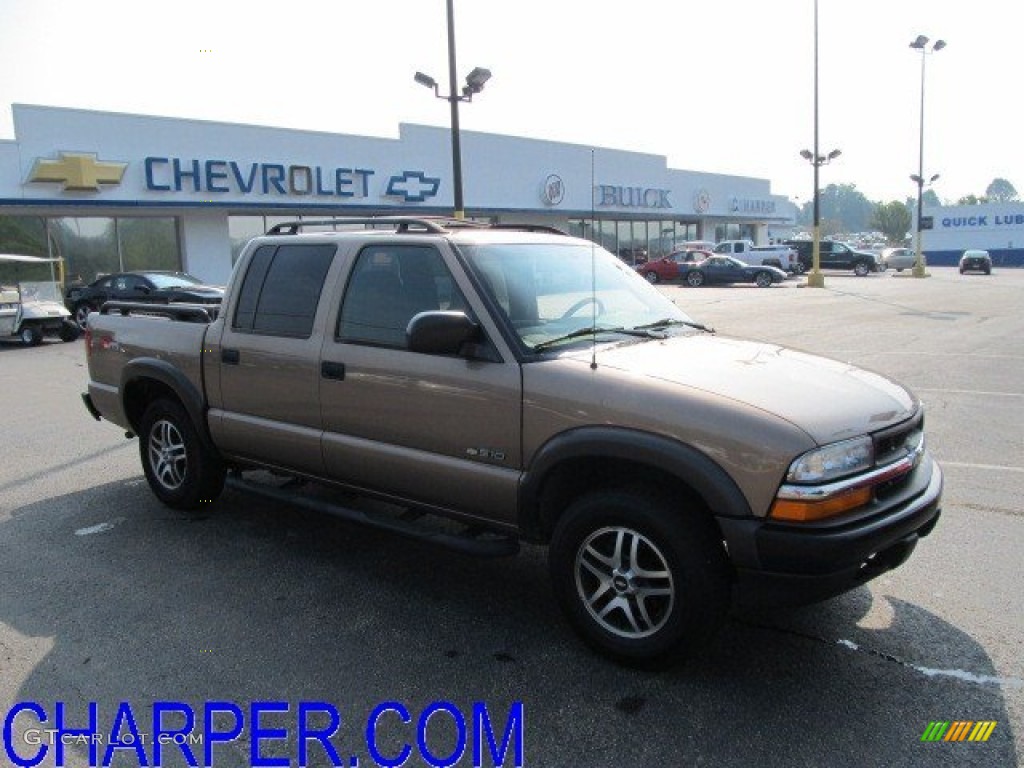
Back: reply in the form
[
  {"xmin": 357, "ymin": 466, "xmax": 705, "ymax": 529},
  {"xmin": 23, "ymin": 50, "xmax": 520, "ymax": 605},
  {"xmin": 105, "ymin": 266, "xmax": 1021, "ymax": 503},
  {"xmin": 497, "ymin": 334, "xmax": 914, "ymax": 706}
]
[{"xmin": 82, "ymin": 217, "xmax": 942, "ymax": 663}]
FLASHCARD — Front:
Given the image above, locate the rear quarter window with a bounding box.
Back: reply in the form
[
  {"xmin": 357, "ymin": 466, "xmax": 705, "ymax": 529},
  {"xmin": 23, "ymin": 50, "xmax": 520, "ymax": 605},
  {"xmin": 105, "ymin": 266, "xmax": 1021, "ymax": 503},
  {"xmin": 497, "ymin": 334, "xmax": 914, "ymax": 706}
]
[{"xmin": 232, "ymin": 243, "xmax": 335, "ymax": 338}]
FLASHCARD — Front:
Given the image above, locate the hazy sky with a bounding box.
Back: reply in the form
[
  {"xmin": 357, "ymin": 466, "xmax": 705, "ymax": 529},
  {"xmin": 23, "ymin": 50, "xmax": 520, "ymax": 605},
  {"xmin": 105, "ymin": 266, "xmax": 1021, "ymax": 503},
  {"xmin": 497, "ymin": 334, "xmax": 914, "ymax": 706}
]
[{"xmin": 0, "ymin": 0, "xmax": 1019, "ymax": 206}]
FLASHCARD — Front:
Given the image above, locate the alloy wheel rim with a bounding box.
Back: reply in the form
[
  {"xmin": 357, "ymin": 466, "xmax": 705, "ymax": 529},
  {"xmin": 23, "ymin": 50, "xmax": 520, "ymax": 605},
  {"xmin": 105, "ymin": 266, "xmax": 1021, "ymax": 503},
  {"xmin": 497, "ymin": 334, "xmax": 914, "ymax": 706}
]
[
  {"xmin": 574, "ymin": 526, "xmax": 675, "ymax": 639},
  {"xmin": 148, "ymin": 419, "xmax": 187, "ymax": 491}
]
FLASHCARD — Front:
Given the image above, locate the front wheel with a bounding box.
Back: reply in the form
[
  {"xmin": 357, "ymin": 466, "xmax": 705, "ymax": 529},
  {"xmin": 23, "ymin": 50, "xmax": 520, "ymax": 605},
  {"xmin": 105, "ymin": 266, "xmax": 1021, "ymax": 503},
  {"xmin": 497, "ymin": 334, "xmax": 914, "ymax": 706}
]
[
  {"xmin": 755, "ymin": 271, "xmax": 773, "ymax": 288},
  {"xmin": 139, "ymin": 398, "xmax": 225, "ymax": 511},
  {"xmin": 854, "ymin": 261, "xmax": 871, "ymax": 277},
  {"xmin": 643, "ymin": 271, "xmax": 659, "ymax": 284},
  {"xmin": 686, "ymin": 270, "xmax": 705, "ymax": 288},
  {"xmin": 19, "ymin": 325, "xmax": 43, "ymax": 346},
  {"xmin": 549, "ymin": 489, "xmax": 730, "ymax": 664}
]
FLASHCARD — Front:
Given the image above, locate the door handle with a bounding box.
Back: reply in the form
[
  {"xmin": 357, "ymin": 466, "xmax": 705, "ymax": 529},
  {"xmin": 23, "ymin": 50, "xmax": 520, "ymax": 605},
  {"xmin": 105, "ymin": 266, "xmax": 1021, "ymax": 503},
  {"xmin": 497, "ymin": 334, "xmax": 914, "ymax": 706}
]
[
  {"xmin": 221, "ymin": 348, "xmax": 240, "ymax": 365},
  {"xmin": 321, "ymin": 361, "xmax": 346, "ymax": 380}
]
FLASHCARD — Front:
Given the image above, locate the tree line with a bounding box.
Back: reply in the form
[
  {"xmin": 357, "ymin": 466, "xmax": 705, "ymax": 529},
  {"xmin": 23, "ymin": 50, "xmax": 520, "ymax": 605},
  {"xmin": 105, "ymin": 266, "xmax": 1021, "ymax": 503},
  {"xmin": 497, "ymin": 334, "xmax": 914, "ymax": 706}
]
[{"xmin": 796, "ymin": 178, "xmax": 1019, "ymax": 244}]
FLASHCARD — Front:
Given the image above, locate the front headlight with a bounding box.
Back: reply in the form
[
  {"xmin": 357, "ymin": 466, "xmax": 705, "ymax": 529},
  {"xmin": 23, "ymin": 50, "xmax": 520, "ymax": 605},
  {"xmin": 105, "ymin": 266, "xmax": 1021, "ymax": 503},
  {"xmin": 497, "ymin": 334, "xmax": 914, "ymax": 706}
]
[{"xmin": 786, "ymin": 435, "xmax": 873, "ymax": 484}]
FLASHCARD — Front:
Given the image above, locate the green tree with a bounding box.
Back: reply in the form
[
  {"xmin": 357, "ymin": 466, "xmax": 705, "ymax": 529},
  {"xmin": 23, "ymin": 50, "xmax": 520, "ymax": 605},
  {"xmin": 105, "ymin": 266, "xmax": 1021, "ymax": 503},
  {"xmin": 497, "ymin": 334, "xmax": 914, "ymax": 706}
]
[
  {"xmin": 957, "ymin": 194, "xmax": 988, "ymax": 205},
  {"xmin": 818, "ymin": 183, "xmax": 874, "ymax": 233},
  {"xmin": 985, "ymin": 178, "xmax": 1018, "ymax": 202},
  {"xmin": 871, "ymin": 201, "xmax": 912, "ymax": 244}
]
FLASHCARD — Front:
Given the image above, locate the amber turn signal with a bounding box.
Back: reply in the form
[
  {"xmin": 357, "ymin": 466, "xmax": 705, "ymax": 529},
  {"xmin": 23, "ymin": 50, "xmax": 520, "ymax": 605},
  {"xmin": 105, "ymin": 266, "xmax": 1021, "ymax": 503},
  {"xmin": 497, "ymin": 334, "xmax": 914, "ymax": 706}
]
[{"xmin": 769, "ymin": 486, "xmax": 873, "ymax": 522}]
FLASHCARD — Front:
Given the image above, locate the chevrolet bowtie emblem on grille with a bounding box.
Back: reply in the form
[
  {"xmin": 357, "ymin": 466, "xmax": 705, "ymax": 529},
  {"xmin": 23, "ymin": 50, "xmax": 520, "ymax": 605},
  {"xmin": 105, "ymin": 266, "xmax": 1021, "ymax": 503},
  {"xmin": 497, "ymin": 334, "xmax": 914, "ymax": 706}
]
[
  {"xmin": 385, "ymin": 170, "xmax": 441, "ymax": 203},
  {"xmin": 27, "ymin": 152, "xmax": 127, "ymax": 191}
]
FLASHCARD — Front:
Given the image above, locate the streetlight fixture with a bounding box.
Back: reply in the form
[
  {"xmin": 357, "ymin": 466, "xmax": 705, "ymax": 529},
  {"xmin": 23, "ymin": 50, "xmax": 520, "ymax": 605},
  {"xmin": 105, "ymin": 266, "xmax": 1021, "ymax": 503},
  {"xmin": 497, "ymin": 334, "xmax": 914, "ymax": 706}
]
[
  {"xmin": 801, "ymin": 0, "xmax": 840, "ymax": 288},
  {"xmin": 799, "ymin": 148, "xmax": 842, "ymax": 286},
  {"xmin": 909, "ymin": 35, "xmax": 946, "ymax": 277},
  {"xmin": 414, "ymin": 0, "xmax": 491, "ymax": 220}
]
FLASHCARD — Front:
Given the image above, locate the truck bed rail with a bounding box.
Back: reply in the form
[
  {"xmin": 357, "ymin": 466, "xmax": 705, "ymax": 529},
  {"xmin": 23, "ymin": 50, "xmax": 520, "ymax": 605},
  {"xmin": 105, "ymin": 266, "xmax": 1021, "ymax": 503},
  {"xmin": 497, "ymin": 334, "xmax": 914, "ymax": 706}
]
[{"xmin": 99, "ymin": 301, "xmax": 219, "ymax": 323}]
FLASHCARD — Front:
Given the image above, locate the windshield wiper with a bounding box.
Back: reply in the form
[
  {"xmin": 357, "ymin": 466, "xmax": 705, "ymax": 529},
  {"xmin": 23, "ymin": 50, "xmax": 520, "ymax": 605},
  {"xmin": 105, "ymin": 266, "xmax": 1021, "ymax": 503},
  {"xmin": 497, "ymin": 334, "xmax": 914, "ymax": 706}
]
[
  {"xmin": 532, "ymin": 326, "xmax": 656, "ymax": 352},
  {"xmin": 632, "ymin": 317, "xmax": 715, "ymax": 334}
]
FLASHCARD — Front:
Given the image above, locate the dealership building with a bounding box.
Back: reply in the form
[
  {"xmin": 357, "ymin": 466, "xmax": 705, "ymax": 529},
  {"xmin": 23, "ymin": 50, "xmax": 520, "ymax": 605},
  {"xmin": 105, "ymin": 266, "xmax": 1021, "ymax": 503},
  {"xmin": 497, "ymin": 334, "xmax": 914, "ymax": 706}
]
[
  {"xmin": 0, "ymin": 104, "xmax": 796, "ymax": 285},
  {"xmin": 917, "ymin": 202, "xmax": 1024, "ymax": 267}
]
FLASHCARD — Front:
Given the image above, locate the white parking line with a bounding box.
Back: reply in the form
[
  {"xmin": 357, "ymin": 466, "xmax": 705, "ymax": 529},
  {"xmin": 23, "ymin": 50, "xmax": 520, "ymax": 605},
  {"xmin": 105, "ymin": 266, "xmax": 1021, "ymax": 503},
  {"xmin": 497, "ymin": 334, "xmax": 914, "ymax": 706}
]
[
  {"xmin": 939, "ymin": 461, "xmax": 1024, "ymax": 473},
  {"xmin": 916, "ymin": 388, "xmax": 1024, "ymax": 398}
]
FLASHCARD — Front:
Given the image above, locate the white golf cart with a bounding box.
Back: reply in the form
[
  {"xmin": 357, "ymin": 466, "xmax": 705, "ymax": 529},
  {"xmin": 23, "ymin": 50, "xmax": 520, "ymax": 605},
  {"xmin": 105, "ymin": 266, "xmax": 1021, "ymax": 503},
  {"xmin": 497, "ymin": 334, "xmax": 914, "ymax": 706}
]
[{"xmin": 0, "ymin": 254, "xmax": 81, "ymax": 346}]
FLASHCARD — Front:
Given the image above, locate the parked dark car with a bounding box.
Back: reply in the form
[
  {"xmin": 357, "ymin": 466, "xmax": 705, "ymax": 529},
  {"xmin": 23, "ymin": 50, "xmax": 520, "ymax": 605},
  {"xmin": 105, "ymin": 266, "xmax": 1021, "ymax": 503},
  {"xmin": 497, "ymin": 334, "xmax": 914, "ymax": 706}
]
[
  {"xmin": 636, "ymin": 249, "xmax": 711, "ymax": 283},
  {"xmin": 66, "ymin": 271, "xmax": 224, "ymax": 328},
  {"xmin": 784, "ymin": 240, "xmax": 881, "ymax": 276},
  {"xmin": 959, "ymin": 249, "xmax": 992, "ymax": 275},
  {"xmin": 682, "ymin": 256, "xmax": 787, "ymax": 287}
]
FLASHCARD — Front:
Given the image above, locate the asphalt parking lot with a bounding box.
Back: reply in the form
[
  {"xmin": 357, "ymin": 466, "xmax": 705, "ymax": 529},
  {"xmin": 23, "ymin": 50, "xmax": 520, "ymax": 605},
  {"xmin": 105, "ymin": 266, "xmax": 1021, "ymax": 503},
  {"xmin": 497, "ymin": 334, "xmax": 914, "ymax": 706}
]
[{"xmin": 0, "ymin": 266, "xmax": 1021, "ymax": 767}]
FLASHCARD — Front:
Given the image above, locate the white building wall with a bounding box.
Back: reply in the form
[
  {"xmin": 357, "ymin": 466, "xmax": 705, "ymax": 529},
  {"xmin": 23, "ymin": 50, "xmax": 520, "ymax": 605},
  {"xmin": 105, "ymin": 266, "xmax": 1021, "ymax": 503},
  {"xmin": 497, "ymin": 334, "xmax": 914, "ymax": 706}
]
[{"xmin": 178, "ymin": 213, "xmax": 231, "ymax": 284}]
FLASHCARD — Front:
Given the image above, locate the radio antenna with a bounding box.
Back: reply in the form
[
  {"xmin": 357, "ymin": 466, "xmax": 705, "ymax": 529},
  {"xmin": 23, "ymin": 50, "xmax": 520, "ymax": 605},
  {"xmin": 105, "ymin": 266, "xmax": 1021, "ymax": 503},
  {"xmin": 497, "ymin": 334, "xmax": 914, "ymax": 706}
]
[{"xmin": 590, "ymin": 148, "xmax": 598, "ymax": 370}]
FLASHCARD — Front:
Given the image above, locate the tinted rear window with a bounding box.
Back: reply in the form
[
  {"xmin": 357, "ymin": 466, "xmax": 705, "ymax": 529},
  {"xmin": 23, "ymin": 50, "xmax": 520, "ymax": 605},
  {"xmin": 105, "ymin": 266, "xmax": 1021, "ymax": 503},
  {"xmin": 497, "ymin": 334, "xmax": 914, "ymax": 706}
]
[{"xmin": 233, "ymin": 244, "xmax": 335, "ymax": 338}]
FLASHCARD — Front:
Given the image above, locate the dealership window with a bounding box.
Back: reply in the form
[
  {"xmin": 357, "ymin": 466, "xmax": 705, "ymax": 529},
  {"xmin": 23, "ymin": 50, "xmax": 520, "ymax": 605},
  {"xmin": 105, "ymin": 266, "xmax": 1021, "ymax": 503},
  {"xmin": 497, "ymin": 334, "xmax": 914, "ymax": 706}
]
[
  {"xmin": 0, "ymin": 214, "xmax": 181, "ymax": 286},
  {"xmin": 567, "ymin": 218, "xmax": 699, "ymax": 259}
]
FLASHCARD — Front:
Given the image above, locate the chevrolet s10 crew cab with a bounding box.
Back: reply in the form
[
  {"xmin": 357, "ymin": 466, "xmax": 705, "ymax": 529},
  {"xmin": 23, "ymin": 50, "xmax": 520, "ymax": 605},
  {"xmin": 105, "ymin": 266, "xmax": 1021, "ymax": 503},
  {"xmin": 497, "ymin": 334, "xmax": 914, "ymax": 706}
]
[{"xmin": 82, "ymin": 217, "xmax": 942, "ymax": 663}]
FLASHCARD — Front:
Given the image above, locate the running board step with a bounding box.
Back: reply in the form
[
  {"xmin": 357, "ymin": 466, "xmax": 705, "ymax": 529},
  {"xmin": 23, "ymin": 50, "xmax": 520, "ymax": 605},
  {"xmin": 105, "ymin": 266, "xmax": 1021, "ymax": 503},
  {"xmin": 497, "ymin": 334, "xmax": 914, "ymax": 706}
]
[{"xmin": 226, "ymin": 475, "xmax": 520, "ymax": 558}]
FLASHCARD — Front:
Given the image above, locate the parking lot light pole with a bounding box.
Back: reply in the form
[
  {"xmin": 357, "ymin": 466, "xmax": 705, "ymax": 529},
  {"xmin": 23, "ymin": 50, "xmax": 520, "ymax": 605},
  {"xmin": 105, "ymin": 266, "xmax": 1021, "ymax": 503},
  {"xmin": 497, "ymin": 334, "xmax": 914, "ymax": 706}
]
[
  {"xmin": 414, "ymin": 0, "xmax": 491, "ymax": 220},
  {"xmin": 800, "ymin": 146, "xmax": 842, "ymax": 288},
  {"xmin": 800, "ymin": 0, "xmax": 840, "ymax": 289},
  {"xmin": 910, "ymin": 35, "xmax": 945, "ymax": 278}
]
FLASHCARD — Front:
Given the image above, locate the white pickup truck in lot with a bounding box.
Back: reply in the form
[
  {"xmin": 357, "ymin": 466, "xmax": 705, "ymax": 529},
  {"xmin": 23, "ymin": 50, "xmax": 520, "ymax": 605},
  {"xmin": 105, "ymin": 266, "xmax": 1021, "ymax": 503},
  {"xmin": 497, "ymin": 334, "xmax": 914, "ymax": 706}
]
[{"xmin": 712, "ymin": 240, "xmax": 802, "ymax": 274}]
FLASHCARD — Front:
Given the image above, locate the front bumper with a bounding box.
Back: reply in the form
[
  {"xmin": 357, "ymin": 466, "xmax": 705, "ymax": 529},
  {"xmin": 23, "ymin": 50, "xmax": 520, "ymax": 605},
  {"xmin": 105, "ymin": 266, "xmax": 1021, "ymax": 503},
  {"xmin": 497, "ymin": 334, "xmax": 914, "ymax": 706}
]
[{"xmin": 719, "ymin": 457, "xmax": 943, "ymax": 608}]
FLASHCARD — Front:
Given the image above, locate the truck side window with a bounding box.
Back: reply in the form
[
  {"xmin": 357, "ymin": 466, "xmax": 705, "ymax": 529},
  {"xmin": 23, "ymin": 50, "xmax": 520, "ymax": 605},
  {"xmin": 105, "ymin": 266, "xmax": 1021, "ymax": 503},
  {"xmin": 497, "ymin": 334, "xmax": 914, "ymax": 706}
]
[
  {"xmin": 232, "ymin": 244, "xmax": 335, "ymax": 338},
  {"xmin": 337, "ymin": 244, "xmax": 467, "ymax": 348}
]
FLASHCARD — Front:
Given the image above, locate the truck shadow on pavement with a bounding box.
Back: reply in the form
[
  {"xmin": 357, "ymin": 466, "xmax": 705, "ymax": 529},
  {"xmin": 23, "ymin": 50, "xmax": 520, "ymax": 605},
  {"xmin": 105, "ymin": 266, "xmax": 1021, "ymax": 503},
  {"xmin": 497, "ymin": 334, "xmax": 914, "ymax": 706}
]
[{"xmin": 1, "ymin": 478, "xmax": 1017, "ymax": 768}]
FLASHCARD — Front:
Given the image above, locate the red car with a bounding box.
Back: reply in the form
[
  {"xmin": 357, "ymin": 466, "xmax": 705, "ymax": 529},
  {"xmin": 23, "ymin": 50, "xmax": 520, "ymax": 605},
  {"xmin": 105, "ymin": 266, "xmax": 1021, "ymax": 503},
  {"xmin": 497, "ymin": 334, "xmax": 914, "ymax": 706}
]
[{"xmin": 636, "ymin": 249, "xmax": 712, "ymax": 283}]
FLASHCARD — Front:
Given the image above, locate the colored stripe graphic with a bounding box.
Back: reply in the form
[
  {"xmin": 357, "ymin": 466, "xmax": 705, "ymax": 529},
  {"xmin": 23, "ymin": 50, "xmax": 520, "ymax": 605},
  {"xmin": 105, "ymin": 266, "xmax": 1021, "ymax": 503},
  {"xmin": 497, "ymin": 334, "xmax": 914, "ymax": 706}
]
[
  {"xmin": 921, "ymin": 722, "xmax": 949, "ymax": 742},
  {"xmin": 968, "ymin": 722, "xmax": 997, "ymax": 742},
  {"xmin": 922, "ymin": 721, "xmax": 997, "ymax": 742},
  {"xmin": 945, "ymin": 721, "xmax": 973, "ymax": 741}
]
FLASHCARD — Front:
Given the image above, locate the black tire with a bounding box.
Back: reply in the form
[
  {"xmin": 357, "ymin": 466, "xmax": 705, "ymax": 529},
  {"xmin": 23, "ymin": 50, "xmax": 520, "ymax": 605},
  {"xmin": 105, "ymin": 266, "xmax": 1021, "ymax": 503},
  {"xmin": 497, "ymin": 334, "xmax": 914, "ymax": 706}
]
[
  {"xmin": 644, "ymin": 271, "xmax": 659, "ymax": 284},
  {"xmin": 58, "ymin": 321, "xmax": 81, "ymax": 342},
  {"xmin": 853, "ymin": 261, "xmax": 870, "ymax": 277},
  {"xmin": 755, "ymin": 271, "xmax": 773, "ymax": 288},
  {"xmin": 549, "ymin": 488, "xmax": 730, "ymax": 664},
  {"xmin": 19, "ymin": 325, "xmax": 43, "ymax": 347},
  {"xmin": 138, "ymin": 398, "xmax": 225, "ymax": 511},
  {"xmin": 686, "ymin": 270, "xmax": 705, "ymax": 288},
  {"xmin": 74, "ymin": 302, "xmax": 96, "ymax": 330},
  {"xmin": 794, "ymin": 262, "xmax": 806, "ymax": 275}
]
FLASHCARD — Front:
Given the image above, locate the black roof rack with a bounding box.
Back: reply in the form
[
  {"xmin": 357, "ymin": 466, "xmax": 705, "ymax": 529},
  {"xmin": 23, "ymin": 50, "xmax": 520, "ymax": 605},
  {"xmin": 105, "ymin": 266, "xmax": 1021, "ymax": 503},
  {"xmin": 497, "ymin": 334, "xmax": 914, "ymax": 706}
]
[{"xmin": 265, "ymin": 217, "xmax": 568, "ymax": 236}]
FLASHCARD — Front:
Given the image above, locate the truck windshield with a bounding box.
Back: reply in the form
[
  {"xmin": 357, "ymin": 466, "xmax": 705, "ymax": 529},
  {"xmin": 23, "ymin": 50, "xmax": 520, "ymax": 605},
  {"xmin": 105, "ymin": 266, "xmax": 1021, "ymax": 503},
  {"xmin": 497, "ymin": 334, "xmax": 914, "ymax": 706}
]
[{"xmin": 458, "ymin": 241, "xmax": 698, "ymax": 352}]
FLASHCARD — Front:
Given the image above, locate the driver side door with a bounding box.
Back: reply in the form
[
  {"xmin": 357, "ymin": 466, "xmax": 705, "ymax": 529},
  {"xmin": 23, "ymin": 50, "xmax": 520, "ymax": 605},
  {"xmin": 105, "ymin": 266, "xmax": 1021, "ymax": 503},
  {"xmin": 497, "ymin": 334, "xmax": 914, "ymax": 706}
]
[{"xmin": 319, "ymin": 242, "xmax": 523, "ymax": 527}]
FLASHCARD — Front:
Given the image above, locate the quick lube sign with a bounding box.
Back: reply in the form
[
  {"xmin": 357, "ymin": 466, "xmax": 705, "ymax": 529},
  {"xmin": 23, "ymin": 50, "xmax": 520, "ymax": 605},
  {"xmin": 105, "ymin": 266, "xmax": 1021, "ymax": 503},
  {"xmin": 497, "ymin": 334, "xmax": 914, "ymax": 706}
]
[{"xmin": 939, "ymin": 213, "xmax": 1024, "ymax": 229}]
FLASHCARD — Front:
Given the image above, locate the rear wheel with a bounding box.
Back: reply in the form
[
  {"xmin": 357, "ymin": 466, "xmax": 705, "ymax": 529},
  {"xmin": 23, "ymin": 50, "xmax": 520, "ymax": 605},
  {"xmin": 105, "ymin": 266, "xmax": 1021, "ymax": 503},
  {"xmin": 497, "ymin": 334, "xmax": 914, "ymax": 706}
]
[
  {"xmin": 19, "ymin": 325, "xmax": 43, "ymax": 346},
  {"xmin": 58, "ymin": 321, "xmax": 81, "ymax": 342},
  {"xmin": 755, "ymin": 271, "xmax": 773, "ymax": 288},
  {"xmin": 686, "ymin": 270, "xmax": 705, "ymax": 288},
  {"xmin": 549, "ymin": 489, "xmax": 730, "ymax": 664},
  {"xmin": 74, "ymin": 302, "xmax": 96, "ymax": 330},
  {"xmin": 139, "ymin": 398, "xmax": 225, "ymax": 511}
]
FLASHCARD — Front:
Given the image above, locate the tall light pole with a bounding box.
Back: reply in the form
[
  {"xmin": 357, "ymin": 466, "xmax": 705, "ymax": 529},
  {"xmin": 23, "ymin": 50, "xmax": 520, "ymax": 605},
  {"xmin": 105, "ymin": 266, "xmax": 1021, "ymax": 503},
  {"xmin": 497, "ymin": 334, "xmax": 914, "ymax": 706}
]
[
  {"xmin": 414, "ymin": 0, "xmax": 491, "ymax": 220},
  {"xmin": 801, "ymin": 0, "xmax": 840, "ymax": 288},
  {"xmin": 909, "ymin": 35, "xmax": 945, "ymax": 277}
]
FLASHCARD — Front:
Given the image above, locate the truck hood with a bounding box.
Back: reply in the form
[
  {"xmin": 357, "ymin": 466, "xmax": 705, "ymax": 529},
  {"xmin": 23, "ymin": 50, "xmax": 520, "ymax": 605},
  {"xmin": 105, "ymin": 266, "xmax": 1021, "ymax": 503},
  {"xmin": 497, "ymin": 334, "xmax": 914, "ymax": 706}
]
[{"xmin": 568, "ymin": 334, "xmax": 917, "ymax": 445}]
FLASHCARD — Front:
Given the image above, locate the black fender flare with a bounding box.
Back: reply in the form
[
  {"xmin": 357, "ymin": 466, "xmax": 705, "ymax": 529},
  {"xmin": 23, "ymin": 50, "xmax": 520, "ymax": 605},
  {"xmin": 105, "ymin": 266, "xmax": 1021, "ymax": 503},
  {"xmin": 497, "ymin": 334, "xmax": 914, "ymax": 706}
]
[
  {"xmin": 517, "ymin": 426, "xmax": 752, "ymax": 540},
  {"xmin": 119, "ymin": 358, "xmax": 217, "ymax": 454}
]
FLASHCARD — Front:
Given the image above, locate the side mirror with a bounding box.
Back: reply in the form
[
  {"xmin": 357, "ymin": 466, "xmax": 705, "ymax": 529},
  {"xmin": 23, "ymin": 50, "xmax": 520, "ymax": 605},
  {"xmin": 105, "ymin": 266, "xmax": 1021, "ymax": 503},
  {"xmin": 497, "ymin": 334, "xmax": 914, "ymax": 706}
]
[{"xmin": 407, "ymin": 311, "xmax": 483, "ymax": 357}]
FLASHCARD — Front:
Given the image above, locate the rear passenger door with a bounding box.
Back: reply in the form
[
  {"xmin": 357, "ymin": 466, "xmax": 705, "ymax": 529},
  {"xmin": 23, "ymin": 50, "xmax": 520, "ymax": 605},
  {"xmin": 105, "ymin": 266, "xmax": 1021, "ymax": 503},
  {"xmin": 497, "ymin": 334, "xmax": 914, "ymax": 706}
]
[
  {"xmin": 207, "ymin": 242, "xmax": 338, "ymax": 476},
  {"xmin": 319, "ymin": 242, "xmax": 523, "ymax": 528}
]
